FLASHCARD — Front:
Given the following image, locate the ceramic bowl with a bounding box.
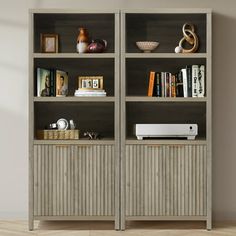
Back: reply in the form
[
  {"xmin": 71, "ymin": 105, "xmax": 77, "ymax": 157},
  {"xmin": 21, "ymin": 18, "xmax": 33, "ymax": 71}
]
[{"xmin": 136, "ymin": 41, "xmax": 159, "ymax": 53}]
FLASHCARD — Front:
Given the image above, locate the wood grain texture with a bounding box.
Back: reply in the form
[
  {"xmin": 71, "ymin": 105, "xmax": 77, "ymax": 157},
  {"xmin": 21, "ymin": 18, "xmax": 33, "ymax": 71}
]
[
  {"xmin": 125, "ymin": 145, "xmax": 207, "ymax": 217},
  {"xmin": 33, "ymin": 145, "xmax": 115, "ymax": 217}
]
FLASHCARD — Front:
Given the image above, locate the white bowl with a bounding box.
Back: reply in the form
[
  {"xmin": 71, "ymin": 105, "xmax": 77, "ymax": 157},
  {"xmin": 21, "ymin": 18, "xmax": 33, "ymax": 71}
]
[{"xmin": 136, "ymin": 41, "xmax": 159, "ymax": 53}]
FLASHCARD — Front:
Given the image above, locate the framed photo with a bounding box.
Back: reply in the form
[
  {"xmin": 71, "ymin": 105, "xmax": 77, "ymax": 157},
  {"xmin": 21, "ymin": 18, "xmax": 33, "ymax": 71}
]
[
  {"xmin": 40, "ymin": 34, "xmax": 59, "ymax": 53},
  {"xmin": 78, "ymin": 76, "xmax": 103, "ymax": 90},
  {"xmin": 56, "ymin": 70, "xmax": 69, "ymax": 97},
  {"xmin": 37, "ymin": 68, "xmax": 51, "ymax": 97}
]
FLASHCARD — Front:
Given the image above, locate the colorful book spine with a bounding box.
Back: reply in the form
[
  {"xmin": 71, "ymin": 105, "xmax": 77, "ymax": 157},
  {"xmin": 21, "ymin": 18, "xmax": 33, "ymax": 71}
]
[
  {"xmin": 186, "ymin": 65, "xmax": 192, "ymax": 97},
  {"xmin": 192, "ymin": 65, "xmax": 199, "ymax": 97},
  {"xmin": 171, "ymin": 74, "xmax": 176, "ymax": 97},
  {"xmin": 161, "ymin": 72, "xmax": 165, "ymax": 97},
  {"xmin": 181, "ymin": 68, "xmax": 188, "ymax": 97},
  {"xmin": 156, "ymin": 72, "xmax": 162, "ymax": 97},
  {"xmin": 165, "ymin": 72, "xmax": 170, "ymax": 97},
  {"xmin": 147, "ymin": 71, "xmax": 155, "ymax": 97},
  {"xmin": 198, "ymin": 65, "xmax": 205, "ymax": 97},
  {"xmin": 176, "ymin": 71, "xmax": 183, "ymax": 97}
]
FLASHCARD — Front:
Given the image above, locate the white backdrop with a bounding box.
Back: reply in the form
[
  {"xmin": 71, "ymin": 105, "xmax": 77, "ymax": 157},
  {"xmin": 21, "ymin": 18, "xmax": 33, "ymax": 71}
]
[{"xmin": 0, "ymin": 0, "xmax": 236, "ymax": 220}]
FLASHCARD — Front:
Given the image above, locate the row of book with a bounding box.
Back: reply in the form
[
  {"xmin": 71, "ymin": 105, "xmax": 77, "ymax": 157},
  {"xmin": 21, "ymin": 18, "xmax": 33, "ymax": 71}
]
[
  {"xmin": 147, "ymin": 65, "xmax": 205, "ymax": 97},
  {"xmin": 37, "ymin": 68, "xmax": 68, "ymax": 97}
]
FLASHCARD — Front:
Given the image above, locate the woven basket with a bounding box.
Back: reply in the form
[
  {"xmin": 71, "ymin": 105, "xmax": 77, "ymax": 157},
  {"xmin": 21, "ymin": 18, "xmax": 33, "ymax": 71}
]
[{"xmin": 36, "ymin": 130, "xmax": 79, "ymax": 140}]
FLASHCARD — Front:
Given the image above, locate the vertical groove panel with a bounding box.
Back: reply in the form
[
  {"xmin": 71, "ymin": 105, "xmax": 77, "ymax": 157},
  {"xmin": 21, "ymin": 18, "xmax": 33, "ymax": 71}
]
[
  {"xmin": 125, "ymin": 145, "xmax": 207, "ymax": 217},
  {"xmin": 33, "ymin": 144, "xmax": 115, "ymax": 216}
]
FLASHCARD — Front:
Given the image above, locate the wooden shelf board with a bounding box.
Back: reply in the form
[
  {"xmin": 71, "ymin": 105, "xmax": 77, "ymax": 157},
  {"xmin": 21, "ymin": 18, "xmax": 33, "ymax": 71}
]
[
  {"xmin": 34, "ymin": 139, "xmax": 115, "ymax": 145},
  {"xmin": 125, "ymin": 53, "xmax": 207, "ymax": 59},
  {"xmin": 33, "ymin": 53, "xmax": 116, "ymax": 59},
  {"xmin": 34, "ymin": 96, "xmax": 115, "ymax": 102},
  {"xmin": 126, "ymin": 96, "xmax": 207, "ymax": 102},
  {"xmin": 126, "ymin": 138, "xmax": 207, "ymax": 145}
]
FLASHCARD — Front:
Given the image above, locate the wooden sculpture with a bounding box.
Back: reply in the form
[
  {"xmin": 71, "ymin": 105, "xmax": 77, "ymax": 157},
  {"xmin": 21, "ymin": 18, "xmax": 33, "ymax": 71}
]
[{"xmin": 175, "ymin": 23, "xmax": 199, "ymax": 53}]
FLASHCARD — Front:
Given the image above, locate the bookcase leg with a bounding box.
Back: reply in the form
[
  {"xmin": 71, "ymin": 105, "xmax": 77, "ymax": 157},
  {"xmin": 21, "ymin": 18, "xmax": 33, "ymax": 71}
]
[
  {"xmin": 207, "ymin": 219, "xmax": 212, "ymax": 230},
  {"xmin": 29, "ymin": 218, "xmax": 34, "ymax": 231}
]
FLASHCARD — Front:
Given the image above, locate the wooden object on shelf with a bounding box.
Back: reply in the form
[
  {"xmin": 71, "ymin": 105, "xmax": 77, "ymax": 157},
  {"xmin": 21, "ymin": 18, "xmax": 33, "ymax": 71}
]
[{"xmin": 36, "ymin": 129, "xmax": 79, "ymax": 140}]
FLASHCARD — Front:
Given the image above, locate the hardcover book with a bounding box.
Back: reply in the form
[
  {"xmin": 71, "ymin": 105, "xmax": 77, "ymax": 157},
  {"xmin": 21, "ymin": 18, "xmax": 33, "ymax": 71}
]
[
  {"xmin": 156, "ymin": 72, "xmax": 162, "ymax": 97},
  {"xmin": 192, "ymin": 65, "xmax": 199, "ymax": 97},
  {"xmin": 181, "ymin": 68, "xmax": 188, "ymax": 97},
  {"xmin": 198, "ymin": 65, "xmax": 205, "ymax": 97},
  {"xmin": 186, "ymin": 65, "xmax": 192, "ymax": 97},
  {"xmin": 147, "ymin": 71, "xmax": 155, "ymax": 97},
  {"xmin": 37, "ymin": 68, "xmax": 51, "ymax": 97}
]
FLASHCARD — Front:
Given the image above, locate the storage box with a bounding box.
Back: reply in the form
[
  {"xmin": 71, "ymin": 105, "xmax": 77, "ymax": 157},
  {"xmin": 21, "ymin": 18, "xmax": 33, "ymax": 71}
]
[{"xmin": 36, "ymin": 130, "xmax": 79, "ymax": 140}]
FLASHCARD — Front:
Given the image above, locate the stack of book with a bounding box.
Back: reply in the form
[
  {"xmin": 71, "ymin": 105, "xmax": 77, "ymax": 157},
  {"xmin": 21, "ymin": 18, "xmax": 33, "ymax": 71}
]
[
  {"xmin": 74, "ymin": 89, "xmax": 107, "ymax": 97},
  {"xmin": 147, "ymin": 65, "xmax": 205, "ymax": 97}
]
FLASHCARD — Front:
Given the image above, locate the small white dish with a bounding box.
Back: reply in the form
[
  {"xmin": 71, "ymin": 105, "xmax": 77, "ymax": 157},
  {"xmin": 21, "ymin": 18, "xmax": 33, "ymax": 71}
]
[
  {"xmin": 57, "ymin": 118, "xmax": 69, "ymax": 130},
  {"xmin": 136, "ymin": 41, "xmax": 159, "ymax": 53}
]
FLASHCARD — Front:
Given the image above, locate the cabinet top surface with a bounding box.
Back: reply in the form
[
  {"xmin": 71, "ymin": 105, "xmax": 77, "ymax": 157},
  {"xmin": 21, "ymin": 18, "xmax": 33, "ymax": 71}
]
[{"xmin": 29, "ymin": 8, "xmax": 212, "ymax": 14}]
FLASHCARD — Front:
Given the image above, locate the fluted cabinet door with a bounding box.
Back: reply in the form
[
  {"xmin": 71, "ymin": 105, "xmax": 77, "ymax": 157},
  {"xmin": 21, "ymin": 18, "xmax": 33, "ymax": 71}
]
[
  {"xmin": 33, "ymin": 144, "xmax": 115, "ymax": 217},
  {"xmin": 125, "ymin": 144, "xmax": 207, "ymax": 217}
]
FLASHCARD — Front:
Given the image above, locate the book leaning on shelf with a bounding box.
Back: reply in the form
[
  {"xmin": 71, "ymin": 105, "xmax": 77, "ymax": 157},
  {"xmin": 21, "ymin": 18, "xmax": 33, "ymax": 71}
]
[{"xmin": 36, "ymin": 68, "xmax": 69, "ymax": 97}]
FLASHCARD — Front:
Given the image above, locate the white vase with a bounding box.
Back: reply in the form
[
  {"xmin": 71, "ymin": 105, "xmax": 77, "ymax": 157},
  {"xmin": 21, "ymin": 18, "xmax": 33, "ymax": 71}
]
[{"xmin": 77, "ymin": 42, "xmax": 88, "ymax": 53}]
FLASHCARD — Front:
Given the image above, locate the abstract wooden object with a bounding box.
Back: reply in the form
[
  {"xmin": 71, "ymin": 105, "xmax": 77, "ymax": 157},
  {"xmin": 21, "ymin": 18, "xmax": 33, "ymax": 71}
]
[{"xmin": 175, "ymin": 23, "xmax": 199, "ymax": 53}]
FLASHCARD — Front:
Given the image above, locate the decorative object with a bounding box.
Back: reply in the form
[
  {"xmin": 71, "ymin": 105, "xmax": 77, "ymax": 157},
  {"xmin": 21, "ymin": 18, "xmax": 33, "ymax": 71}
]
[
  {"xmin": 175, "ymin": 23, "xmax": 199, "ymax": 53},
  {"xmin": 76, "ymin": 28, "xmax": 89, "ymax": 53},
  {"xmin": 56, "ymin": 118, "xmax": 69, "ymax": 130},
  {"xmin": 75, "ymin": 76, "xmax": 106, "ymax": 96},
  {"xmin": 87, "ymin": 39, "xmax": 107, "ymax": 53},
  {"xmin": 84, "ymin": 131, "xmax": 100, "ymax": 140},
  {"xmin": 40, "ymin": 34, "xmax": 59, "ymax": 53},
  {"xmin": 136, "ymin": 41, "xmax": 159, "ymax": 53},
  {"xmin": 36, "ymin": 129, "xmax": 79, "ymax": 140},
  {"xmin": 69, "ymin": 120, "xmax": 76, "ymax": 130},
  {"xmin": 78, "ymin": 76, "xmax": 103, "ymax": 90}
]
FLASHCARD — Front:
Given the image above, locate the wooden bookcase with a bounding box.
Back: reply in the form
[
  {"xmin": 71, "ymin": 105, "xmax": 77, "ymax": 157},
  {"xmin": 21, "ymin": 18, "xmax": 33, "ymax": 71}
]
[
  {"xmin": 120, "ymin": 9, "xmax": 212, "ymax": 230},
  {"xmin": 29, "ymin": 9, "xmax": 212, "ymax": 231},
  {"xmin": 29, "ymin": 9, "xmax": 120, "ymax": 230}
]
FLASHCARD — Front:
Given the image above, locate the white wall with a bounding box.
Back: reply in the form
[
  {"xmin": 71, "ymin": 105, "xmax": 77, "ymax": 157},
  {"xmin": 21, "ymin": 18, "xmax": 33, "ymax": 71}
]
[{"xmin": 0, "ymin": 0, "xmax": 236, "ymax": 220}]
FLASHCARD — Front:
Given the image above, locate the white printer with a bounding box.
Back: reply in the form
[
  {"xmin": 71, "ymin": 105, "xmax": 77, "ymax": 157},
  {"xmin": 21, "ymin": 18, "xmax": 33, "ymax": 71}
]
[{"xmin": 135, "ymin": 124, "xmax": 198, "ymax": 140}]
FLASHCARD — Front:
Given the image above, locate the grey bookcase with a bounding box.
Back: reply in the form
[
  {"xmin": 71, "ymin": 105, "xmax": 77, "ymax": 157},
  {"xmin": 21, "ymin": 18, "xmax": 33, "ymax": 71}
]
[
  {"xmin": 29, "ymin": 9, "xmax": 120, "ymax": 230},
  {"xmin": 120, "ymin": 9, "xmax": 212, "ymax": 230},
  {"xmin": 29, "ymin": 9, "xmax": 212, "ymax": 231}
]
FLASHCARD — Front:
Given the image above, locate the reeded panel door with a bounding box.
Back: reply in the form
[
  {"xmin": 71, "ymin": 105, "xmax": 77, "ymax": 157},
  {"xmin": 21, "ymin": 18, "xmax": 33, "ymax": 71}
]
[
  {"xmin": 125, "ymin": 144, "xmax": 207, "ymax": 217},
  {"xmin": 33, "ymin": 144, "xmax": 115, "ymax": 216}
]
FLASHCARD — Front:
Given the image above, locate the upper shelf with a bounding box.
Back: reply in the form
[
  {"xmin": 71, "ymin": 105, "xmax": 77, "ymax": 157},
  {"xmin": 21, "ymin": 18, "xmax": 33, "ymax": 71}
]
[
  {"xmin": 33, "ymin": 53, "xmax": 116, "ymax": 59},
  {"xmin": 33, "ymin": 13, "xmax": 116, "ymax": 53},
  {"xmin": 124, "ymin": 13, "xmax": 207, "ymax": 53},
  {"xmin": 125, "ymin": 53, "xmax": 207, "ymax": 58}
]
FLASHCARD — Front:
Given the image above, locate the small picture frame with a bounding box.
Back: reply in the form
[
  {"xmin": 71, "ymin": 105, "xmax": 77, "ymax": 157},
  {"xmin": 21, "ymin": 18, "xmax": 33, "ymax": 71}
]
[
  {"xmin": 40, "ymin": 34, "xmax": 59, "ymax": 53},
  {"xmin": 78, "ymin": 76, "xmax": 103, "ymax": 90}
]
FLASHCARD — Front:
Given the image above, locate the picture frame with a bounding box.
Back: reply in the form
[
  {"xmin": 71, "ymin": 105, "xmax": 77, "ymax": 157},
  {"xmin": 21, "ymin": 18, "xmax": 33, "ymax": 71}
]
[
  {"xmin": 78, "ymin": 76, "xmax": 103, "ymax": 90},
  {"xmin": 40, "ymin": 34, "xmax": 59, "ymax": 53}
]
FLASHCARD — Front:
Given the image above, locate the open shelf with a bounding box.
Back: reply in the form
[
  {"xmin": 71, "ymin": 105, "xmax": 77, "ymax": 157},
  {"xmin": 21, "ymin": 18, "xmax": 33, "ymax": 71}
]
[
  {"xmin": 34, "ymin": 102, "xmax": 115, "ymax": 139},
  {"xmin": 34, "ymin": 58, "xmax": 115, "ymax": 96},
  {"xmin": 125, "ymin": 13, "xmax": 206, "ymax": 53},
  {"xmin": 34, "ymin": 13, "xmax": 115, "ymax": 53}
]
